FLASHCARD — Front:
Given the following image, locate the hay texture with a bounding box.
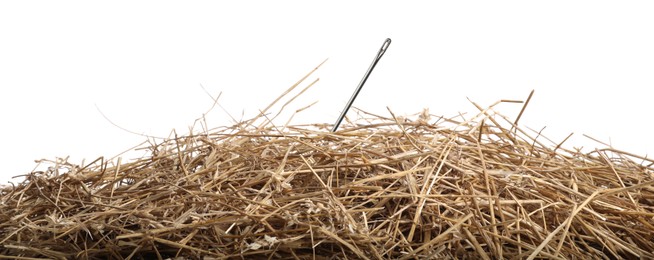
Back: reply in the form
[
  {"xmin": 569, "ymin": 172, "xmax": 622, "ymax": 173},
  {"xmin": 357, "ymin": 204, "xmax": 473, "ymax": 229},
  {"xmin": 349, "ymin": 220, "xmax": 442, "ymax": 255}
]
[{"xmin": 2, "ymin": 69, "xmax": 654, "ymax": 259}]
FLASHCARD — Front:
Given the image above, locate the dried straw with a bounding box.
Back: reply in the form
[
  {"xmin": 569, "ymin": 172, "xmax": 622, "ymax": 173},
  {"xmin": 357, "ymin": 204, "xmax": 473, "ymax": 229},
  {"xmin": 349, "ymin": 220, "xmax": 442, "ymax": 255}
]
[{"xmin": 2, "ymin": 66, "xmax": 653, "ymax": 259}]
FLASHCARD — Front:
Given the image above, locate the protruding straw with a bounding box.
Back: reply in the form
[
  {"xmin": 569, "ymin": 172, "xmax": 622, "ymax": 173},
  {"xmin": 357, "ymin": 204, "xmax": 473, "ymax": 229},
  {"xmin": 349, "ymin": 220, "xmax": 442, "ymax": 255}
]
[{"xmin": 332, "ymin": 38, "xmax": 392, "ymax": 132}]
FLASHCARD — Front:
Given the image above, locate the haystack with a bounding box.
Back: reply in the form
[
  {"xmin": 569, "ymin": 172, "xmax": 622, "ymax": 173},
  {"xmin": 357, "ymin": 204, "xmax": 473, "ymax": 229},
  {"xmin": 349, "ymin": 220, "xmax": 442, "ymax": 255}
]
[{"xmin": 2, "ymin": 64, "xmax": 653, "ymax": 259}]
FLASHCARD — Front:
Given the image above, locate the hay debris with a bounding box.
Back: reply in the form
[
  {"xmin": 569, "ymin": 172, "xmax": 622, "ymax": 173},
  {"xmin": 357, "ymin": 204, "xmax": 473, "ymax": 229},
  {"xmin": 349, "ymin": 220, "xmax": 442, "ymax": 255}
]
[{"xmin": 1, "ymin": 76, "xmax": 653, "ymax": 259}]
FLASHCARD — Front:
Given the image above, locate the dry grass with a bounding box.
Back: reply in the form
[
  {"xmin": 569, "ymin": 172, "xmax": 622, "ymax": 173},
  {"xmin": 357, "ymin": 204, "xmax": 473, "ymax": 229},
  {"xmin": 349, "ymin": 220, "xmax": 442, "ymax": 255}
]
[{"xmin": 2, "ymin": 65, "xmax": 653, "ymax": 259}]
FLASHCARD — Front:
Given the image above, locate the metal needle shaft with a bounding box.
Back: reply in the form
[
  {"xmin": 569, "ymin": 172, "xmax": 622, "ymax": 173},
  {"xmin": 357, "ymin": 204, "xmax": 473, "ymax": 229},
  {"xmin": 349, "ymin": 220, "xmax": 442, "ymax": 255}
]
[{"xmin": 332, "ymin": 38, "xmax": 392, "ymax": 132}]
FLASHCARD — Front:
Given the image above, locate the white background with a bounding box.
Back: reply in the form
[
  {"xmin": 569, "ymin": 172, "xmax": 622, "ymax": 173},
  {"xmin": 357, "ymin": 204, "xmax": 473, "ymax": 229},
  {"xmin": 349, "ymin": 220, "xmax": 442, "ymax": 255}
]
[{"xmin": 1, "ymin": 1, "xmax": 653, "ymax": 185}]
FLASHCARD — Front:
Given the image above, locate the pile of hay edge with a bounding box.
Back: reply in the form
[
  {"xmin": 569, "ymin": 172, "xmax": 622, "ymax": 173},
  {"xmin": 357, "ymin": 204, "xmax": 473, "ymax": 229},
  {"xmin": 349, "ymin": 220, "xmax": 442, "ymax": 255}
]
[{"xmin": 2, "ymin": 64, "xmax": 654, "ymax": 259}]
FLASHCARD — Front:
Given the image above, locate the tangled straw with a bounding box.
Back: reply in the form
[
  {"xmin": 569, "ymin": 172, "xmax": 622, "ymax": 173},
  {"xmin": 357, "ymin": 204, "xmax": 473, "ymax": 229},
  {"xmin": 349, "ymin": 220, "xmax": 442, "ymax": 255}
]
[{"xmin": 1, "ymin": 64, "xmax": 653, "ymax": 259}]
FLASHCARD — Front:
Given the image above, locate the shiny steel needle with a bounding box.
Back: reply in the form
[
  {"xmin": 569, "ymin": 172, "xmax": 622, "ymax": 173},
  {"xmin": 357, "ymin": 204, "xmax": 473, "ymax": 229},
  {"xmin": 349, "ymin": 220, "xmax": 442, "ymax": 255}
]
[{"xmin": 332, "ymin": 38, "xmax": 392, "ymax": 132}]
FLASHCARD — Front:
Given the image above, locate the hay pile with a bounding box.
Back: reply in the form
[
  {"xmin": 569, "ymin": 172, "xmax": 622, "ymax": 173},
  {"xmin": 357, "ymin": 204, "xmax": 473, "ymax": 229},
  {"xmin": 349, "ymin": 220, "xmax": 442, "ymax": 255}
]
[{"xmin": 2, "ymin": 71, "xmax": 654, "ymax": 259}]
